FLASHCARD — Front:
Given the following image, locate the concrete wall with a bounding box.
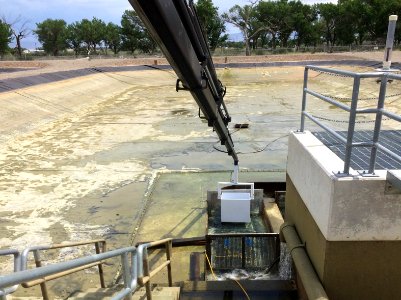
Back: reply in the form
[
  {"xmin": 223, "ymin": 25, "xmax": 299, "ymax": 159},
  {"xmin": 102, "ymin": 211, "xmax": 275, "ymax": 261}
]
[
  {"xmin": 287, "ymin": 131, "xmax": 401, "ymax": 241},
  {"xmin": 286, "ymin": 131, "xmax": 401, "ymax": 299}
]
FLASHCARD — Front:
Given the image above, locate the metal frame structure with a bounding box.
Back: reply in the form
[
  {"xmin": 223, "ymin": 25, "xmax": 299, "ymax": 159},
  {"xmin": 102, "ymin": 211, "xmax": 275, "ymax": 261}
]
[
  {"xmin": 136, "ymin": 238, "xmax": 173, "ymax": 300},
  {"xmin": 0, "ymin": 238, "xmax": 173, "ymax": 300},
  {"xmin": 0, "ymin": 249, "xmax": 20, "ymax": 299},
  {"xmin": 19, "ymin": 240, "xmax": 106, "ymax": 300},
  {"xmin": 206, "ymin": 233, "xmax": 280, "ymax": 271},
  {"xmin": 128, "ymin": 0, "xmax": 239, "ymax": 165},
  {"xmin": 300, "ymin": 65, "xmax": 401, "ymax": 175}
]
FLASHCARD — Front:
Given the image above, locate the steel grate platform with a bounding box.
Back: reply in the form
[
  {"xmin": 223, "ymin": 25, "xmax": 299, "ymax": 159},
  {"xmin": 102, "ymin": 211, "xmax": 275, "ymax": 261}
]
[{"xmin": 313, "ymin": 130, "xmax": 401, "ymax": 170}]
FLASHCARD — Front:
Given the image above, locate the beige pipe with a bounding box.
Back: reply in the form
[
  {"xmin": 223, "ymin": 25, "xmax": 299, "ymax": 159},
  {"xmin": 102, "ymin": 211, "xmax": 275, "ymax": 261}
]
[{"xmin": 280, "ymin": 222, "xmax": 329, "ymax": 300}]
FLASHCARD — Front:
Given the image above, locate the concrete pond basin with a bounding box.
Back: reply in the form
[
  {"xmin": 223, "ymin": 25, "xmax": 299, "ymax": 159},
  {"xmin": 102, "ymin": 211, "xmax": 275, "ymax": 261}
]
[{"xmin": 1, "ymin": 59, "xmax": 400, "ymax": 298}]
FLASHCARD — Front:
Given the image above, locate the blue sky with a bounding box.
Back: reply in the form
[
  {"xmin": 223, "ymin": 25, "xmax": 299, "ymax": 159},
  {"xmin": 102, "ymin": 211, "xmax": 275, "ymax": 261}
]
[{"xmin": 1, "ymin": 0, "xmax": 337, "ymax": 49}]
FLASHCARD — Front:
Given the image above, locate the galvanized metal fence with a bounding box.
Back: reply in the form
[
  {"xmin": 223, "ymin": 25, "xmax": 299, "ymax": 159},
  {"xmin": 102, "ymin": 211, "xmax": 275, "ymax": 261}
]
[
  {"xmin": 0, "ymin": 249, "xmax": 20, "ymax": 298},
  {"xmin": 19, "ymin": 240, "xmax": 107, "ymax": 299},
  {"xmin": 300, "ymin": 65, "xmax": 401, "ymax": 175},
  {"xmin": 0, "ymin": 238, "xmax": 173, "ymax": 300}
]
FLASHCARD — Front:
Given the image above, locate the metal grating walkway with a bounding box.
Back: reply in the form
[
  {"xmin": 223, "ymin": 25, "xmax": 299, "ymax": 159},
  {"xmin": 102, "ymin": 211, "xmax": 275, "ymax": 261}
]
[{"xmin": 313, "ymin": 130, "xmax": 401, "ymax": 170}]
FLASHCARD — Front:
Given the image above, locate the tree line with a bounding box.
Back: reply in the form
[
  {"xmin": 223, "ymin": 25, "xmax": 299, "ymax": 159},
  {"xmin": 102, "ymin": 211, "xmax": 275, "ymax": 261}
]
[
  {"xmin": 0, "ymin": 10, "xmax": 157, "ymax": 57},
  {"xmin": 223, "ymin": 0, "xmax": 401, "ymax": 55},
  {"xmin": 1, "ymin": 0, "xmax": 400, "ymax": 58}
]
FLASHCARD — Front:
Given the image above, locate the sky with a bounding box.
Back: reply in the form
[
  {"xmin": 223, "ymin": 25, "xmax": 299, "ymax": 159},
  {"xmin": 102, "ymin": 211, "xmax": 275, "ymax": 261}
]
[{"xmin": 1, "ymin": 0, "xmax": 337, "ymax": 49}]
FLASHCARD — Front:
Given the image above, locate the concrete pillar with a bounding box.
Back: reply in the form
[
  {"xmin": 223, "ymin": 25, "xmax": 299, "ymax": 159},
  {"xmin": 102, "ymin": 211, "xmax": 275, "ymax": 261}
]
[{"xmin": 285, "ymin": 131, "xmax": 401, "ymax": 300}]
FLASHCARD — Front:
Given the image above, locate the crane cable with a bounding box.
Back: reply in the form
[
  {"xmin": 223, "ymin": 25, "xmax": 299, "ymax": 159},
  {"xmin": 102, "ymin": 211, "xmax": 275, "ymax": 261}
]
[{"xmin": 213, "ymin": 130, "xmax": 289, "ymax": 155}]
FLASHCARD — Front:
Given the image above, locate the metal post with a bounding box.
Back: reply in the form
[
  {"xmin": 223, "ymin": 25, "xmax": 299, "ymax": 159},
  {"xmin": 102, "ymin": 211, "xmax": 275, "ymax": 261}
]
[
  {"xmin": 275, "ymin": 236, "xmax": 280, "ymax": 264},
  {"xmin": 241, "ymin": 237, "xmax": 246, "ymax": 269},
  {"xmin": 205, "ymin": 235, "xmax": 211, "ymax": 273},
  {"xmin": 165, "ymin": 241, "xmax": 173, "ymax": 287},
  {"xmin": 95, "ymin": 242, "xmax": 106, "ymax": 288},
  {"xmin": 33, "ymin": 251, "xmax": 49, "ymax": 300},
  {"xmin": 230, "ymin": 164, "xmax": 239, "ymax": 184},
  {"xmin": 368, "ymin": 74, "xmax": 388, "ymax": 174},
  {"xmin": 143, "ymin": 250, "xmax": 152, "ymax": 300},
  {"xmin": 121, "ymin": 253, "xmax": 133, "ymax": 300},
  {"xmin": 300, "ymin": 67, "xmax": 309, "ymax": 132},
  {"xmin": 383, "ymin": 15, "xmax": 398, "ymax": 70},
  {"xmin": 343, "ymin": 76, "xmax": 361, "ymax": 174},
  {"xmin": 130, "ymin": 251, "xmax": 137, "ymax": 291}
]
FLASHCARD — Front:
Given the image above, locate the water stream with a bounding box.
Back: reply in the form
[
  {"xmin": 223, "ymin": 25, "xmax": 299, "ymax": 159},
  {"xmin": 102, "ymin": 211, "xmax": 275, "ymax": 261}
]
[{"xmin": 207, "ymin": 196, "xmax": 293, "ymax": 281}]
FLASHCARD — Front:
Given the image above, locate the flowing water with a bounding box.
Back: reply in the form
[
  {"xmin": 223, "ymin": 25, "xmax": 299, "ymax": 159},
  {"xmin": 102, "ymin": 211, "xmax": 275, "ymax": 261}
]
[{"xmin": 279, "ymin": 242, "xmax": 293, "ymax": 280}]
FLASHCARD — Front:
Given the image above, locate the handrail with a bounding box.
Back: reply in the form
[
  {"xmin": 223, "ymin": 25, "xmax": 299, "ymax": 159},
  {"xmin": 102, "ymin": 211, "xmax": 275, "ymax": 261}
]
[
  {"xmin": 136, "ymin": 238, "xmax": 173, "ymax": 300},
  {"xmin": 0, "ymin": 245, "xmax": 138, "ymax": 300},
  {"xmin": 0, "ymin": 249, "xmax": 20, "ymax": 299},
  {"xmin": 20, "ymin": 239, "xmax": 106, "ymax": 300},
  {"xmin": 300, "ymin": 65, "xmax": 401, "ymax": 175},
  {"xmin": 0, "ymin": 237, "xmax": 174, "ymax": 300}
]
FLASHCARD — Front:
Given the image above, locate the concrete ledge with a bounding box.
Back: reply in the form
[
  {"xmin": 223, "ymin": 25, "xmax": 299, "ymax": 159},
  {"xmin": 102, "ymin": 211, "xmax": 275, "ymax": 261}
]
[
  {"xmin": 386, "ymin": 170, "xmax": 401, "ymax": 194},
  {"xmin": 263, "ymin": 199, "xmax": 284, "ymax": 233},
  {"xmin": 287, "ymin": 131, "xmax": 401, "ymax": 241}
]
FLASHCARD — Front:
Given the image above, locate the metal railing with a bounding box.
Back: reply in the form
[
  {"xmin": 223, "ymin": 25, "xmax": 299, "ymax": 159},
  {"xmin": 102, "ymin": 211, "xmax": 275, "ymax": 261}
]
[
  {"xmin": 0, "ymin": 237, "xmax": 173, "ymax": 300},
  {"xmin": 300, "ymin": 65, "xmax": 401, "ymax": 175},
  {"xmin": 0, "ymin": 249, "xmax": 20, "ymax": 299},
  {"xmin": 137, "ymin": 238, "xmax": 173, "ymax": 300},
  {"xmin": 19, "ymin": 240, "xmax": 106, "ymax": 300}
]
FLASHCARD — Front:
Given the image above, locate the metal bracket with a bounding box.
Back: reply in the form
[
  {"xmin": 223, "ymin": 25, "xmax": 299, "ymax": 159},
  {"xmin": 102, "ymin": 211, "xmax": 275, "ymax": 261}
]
[
  {"xmin": 176, "ymin": 79, "xmax": 207, "ymax": 92},
  {"xmin": 357, "ymin": 170, "xmax": 380, "ymax": 177},
  {"xmin": 294, "ymin": 130, "xmax": 307, "ymax": 134},
  {"xmin": 289, "ymin": 243, "xmax": 306, "ymax": 256},
  {"xmin": 176, "ymin": 79, "xmax": 189, "ymax": 92},
  {"xmin": 231, "ymin": 164, "xmax": 239, "ymax": 184},
  {"xmin": 385, "ymin": 171, "xmax": 401, "ymax": 194},
  {"xmin": 332, "ymin": 171, "xmax": 354, "ymax": 178},
  {"xmin": 198, "ymin": 108, "xmax": 206, "ymax": 120}
]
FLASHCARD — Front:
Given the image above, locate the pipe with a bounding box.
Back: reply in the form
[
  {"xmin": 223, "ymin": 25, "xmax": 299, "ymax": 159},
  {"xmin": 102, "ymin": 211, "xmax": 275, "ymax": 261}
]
[{"xmin": 280, "ymin": 223, "xmax": 329, "ymax": 300}]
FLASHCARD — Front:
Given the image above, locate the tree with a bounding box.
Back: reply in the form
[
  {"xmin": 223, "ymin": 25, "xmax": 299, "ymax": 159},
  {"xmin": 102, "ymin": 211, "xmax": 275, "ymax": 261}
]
[
  {"xmin": 66, "ymin": 22, "xmax": 82, "ymax": 56},
  {"xmin": 35, "ymin": 19, "xmax": 67, "ymax": 56},
  {"xmin": 361, "ymin": 0, "xmax": 401, "ymax": 42},
  {"xmin": 0, "ymin": 20, "xmax": 12, "ymax": 56},
  {"xmin": 317, "ymin": 3, "xmax": 339, "ymax": 52},
  {"xmin": 78, "ymin": 17, "xmax": 106, "ymax": 54},
  {"xmin": 255, "ymin": 0, "xmax": 292, "ymax": 49},
  {"xmin": 223, "ymin": 2, "xmax": 266, "ymax": 56},
  {"xmin": 2, "ymin": 16, "xmax": 30, "ymax": 57},
  {"xmin": 194, "ymin": 0, "xmax": 227, "ymax": 51},
  {"xmin": 335, "ymin": 2, "xmax": 357, "ymax": 46},
  {"xmin": 336, "ymin": 0, "xmax": 371, "ymax": 45},
  {"xmin": 289, "ymin": 1, "xmax": 318, "ymax": 48},
  {"xmin": 121, "ymin": 10, "xmax": 155, "ymax": 54},
  {"xmin": 137, "ymin": 31, "xmax": 157, "ymax": 53},
  {"xmin": 104, "ymin": 23, "xmax": 122, "ymax": 55},
  {"xmin": 329, "ymin": 0, "xmax": 398, "ymax": 46}
]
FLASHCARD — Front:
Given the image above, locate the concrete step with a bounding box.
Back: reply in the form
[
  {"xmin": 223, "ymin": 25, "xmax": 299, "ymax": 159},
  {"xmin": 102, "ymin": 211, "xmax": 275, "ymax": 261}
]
[
  {"xmin": 180, "ymin": 280, "xmax": 297, "ymax": 300},
  {"xmin": 132, "ymin": 286, "xmax": 180, "ymax": 300},
  {"xmin": 68, "ymin": 285, "xmax": 180, "ymax": 300},
  {"xmin": 8, "ymin": 297, "xmax": 54, "ymax": 300},
  {"xmin": 68, "ymin": 287, "xmax": 119, "ymax": 299}
]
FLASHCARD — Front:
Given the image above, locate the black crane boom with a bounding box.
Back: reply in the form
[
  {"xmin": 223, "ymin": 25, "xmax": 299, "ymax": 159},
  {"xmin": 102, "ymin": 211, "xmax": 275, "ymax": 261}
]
[{"xmin": 128, "ymin": 0, "xmax": 239, "ymax": 165}]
